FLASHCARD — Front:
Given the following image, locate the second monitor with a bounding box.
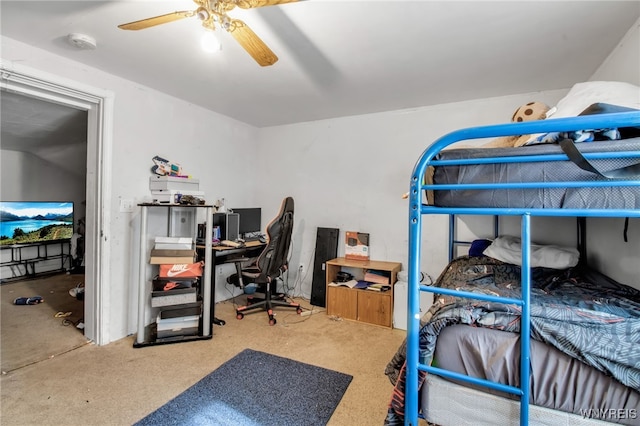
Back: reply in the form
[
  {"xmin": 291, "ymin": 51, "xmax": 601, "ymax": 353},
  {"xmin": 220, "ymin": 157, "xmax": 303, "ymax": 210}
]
[{"xmin": 232, "ymin": 207, "xmax": 262, "ymax": 240}]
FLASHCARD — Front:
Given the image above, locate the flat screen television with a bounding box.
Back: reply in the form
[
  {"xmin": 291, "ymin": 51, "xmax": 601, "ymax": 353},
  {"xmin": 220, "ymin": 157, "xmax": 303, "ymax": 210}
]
[{"xmin": 0, "ymin": 201, "xmax": 74, "ymax": 245}]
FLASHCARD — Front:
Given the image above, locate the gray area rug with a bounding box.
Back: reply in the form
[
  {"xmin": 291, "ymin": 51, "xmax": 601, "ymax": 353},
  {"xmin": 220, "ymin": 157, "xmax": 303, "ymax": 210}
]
[{"xmin": 135, "ymin": 348, "xmax": 353, "ymax": 426}]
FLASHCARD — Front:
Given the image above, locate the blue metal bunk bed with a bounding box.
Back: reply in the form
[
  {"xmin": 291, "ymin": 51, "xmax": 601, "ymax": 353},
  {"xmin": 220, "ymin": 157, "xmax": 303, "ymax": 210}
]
[{"xmin": 401, "ymin": 110, "xmax": 640, "ymax": 426}]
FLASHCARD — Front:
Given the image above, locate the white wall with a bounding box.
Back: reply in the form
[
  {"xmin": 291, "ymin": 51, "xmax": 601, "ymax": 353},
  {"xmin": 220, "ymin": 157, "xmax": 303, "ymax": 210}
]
[
  {"xmin": 257, "ymin": 89, "xmax": 570, "ymax": 297},
  {"xmin": 590, "ymin": 17, "xmax": 640, "ymax": 86},
  {"xmin": 1, "ymin": 36, "xmax": 261, "ymax": 342},
  {"xmin": 257, "ymin": 17, "xmax": 640, "ymax": 295},
  {"xmin": 586, "ymin": 17, "xmax": 640, "ymax": 287}
]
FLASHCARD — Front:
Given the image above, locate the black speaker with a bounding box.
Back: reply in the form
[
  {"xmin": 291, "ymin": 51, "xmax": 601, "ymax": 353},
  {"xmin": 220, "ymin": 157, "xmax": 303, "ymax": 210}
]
[
  {"xmin": 226, "ymin": 213, "xmax": 240, "ymax": 241},
  {"xmin": 213, "ymin": 213, "xmax": 227, "ymax": 240},
  {"xmin": 310, "ymin": 227, "xmax": 339, "ymax": 307}
]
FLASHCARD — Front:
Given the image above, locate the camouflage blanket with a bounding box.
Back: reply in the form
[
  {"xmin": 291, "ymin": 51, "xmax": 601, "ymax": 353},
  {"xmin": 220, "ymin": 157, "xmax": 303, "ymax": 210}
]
[{"xmin": 384, "ymin": 256, "xmax": 640, "ymax": 425}]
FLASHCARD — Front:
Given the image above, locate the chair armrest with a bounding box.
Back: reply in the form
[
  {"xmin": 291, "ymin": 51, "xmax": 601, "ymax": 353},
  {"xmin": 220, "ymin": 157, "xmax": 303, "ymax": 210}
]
[
  {"xmin": 223, "ymin": 256, "xmax": 258, "ymax": 289},
  {"xmin": 223, "ymin": 256, "xmax": 253, "ymax": 264}
]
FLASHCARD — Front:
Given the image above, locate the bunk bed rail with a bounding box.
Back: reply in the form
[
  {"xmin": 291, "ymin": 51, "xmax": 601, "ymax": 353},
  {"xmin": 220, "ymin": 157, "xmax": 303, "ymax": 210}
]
[{"xmin": 405, "ymin": 111, "xmax": 640, "ymax": 426}]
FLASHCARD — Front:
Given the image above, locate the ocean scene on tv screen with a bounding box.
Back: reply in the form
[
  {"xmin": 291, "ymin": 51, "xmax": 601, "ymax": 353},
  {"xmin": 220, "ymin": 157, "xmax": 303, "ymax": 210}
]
[{"xmin": 0, "ymin": 202, "xmax": 74, "ymax": 245}]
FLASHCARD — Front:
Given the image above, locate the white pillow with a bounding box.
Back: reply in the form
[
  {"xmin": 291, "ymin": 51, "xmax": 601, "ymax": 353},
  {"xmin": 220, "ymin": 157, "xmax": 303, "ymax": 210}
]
[
  {"xmin": 483, "ymin": 236, "xmax": 579, "ymax": 269},
  {"xmin": 547, "ymin": 81, "xmax": 640, "ymax": 119},
  {"xmin": 524, "ymin": 81, "xmax": 640, "ymax": 144}
]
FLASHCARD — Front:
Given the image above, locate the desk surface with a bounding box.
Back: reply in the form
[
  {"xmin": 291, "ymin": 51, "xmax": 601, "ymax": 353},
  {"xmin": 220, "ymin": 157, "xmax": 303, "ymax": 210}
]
[
  {"xmin": 214, "ymin": 240, "xmax": 265, "ymax": 250},
  {"xmin": 196, "ymin": 240, "xmax": 266, "ymax": 252}
]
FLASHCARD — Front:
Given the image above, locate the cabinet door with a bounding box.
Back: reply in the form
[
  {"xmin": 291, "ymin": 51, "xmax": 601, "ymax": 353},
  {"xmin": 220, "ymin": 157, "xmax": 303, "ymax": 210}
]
[
  {"xmin": 357, "ymin": 291, "xmax": 392, "ymax": 327},
  {"xmin": 326, "ymin": 287, "xmax": 358, "ymax": 320}
]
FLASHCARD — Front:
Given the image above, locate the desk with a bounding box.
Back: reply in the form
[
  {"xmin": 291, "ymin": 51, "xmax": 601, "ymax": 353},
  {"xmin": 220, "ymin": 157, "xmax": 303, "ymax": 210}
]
[{"xmin": 197, "ymin": 240, "xmax": 266, "ymax": 326}]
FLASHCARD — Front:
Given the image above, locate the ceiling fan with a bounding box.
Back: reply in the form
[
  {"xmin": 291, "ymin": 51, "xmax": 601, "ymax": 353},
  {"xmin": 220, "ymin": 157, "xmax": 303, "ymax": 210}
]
[{"xmin": 118, "ymin": 0, "xmax": 298, "ymax": 66}]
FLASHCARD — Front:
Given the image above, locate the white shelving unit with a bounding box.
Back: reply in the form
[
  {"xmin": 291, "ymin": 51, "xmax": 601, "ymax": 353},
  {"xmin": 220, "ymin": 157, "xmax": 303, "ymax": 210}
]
[{"xmin": 135, "ymin": 203, "xmax": 213, "ymax": 347}]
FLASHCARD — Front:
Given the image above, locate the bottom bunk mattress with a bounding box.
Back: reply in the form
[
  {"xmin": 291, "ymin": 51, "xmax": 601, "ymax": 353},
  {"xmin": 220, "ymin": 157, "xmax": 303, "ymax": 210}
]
[
  {"xmin": 384, "ymin": 256, "xmax": 640, "ymax": 425},
  {"xmin": 421, "ymin": 373, "xmax": 636, "ymax": 426},
  {"xmin": 427, "ymin": 137, "xmax": 640, "ymax": 209},
  {"xmin": 429, "ymin": 324, "xmax": 639, "ymax": 425}
]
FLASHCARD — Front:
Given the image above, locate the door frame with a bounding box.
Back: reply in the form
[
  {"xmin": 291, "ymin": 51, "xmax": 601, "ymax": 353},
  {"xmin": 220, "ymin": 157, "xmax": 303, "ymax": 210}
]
[{"xmin": 1, "ymin": 59, "xmax": 114, "ymax": 345}]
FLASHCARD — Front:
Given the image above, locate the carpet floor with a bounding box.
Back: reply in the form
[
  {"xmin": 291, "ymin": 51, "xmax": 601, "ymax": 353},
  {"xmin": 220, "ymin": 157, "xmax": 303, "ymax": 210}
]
[
  {"xmin": 1, "ymin": 277, "xmax": 414, "ymax": 425},
  {"xmin": 1, "ymin": 273, "xmax": 89, "ymax": 372}
]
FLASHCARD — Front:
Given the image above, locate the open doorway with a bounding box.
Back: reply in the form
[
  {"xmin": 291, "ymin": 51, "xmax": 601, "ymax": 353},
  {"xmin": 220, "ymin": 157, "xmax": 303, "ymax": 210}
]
[
  {"xmin": 0, "ymin": 88, "xmax": 87, "ymax": 335},
  {"xmin": 1, "ymin": 60, "xmax": 114, "ymax": 345}
]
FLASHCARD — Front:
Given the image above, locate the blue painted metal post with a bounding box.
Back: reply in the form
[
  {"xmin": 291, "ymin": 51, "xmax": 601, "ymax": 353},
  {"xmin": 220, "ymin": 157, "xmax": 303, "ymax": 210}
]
[
  {"xmin": 449, "ymin": 215, "xmax": 455, "ymax": 262},
  {"xmin": 406, "ymin": 177, "xmax": 422, "ymax": 425},
  {"xmin": 520, "ymin": 214, "xmax": 531, "ymax": 425}
]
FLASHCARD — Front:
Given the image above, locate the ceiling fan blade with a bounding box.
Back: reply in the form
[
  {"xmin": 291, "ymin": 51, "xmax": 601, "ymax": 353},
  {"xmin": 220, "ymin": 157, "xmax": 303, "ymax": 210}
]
[
  {"xmin": 234, "ymin": 0, "xmax": 299, "ymax": 9},
  {"xmin": 227, "ymin": 19, "xmax": 278, "ymax": 66},
  {"xmin": 118, "ymin": 10, "xmax": 195, "ymax": 31}
]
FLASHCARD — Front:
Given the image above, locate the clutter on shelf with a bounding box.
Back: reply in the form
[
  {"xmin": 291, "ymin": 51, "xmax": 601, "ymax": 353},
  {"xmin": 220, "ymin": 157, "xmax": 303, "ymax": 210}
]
[
  {"xmin": 149, "ymin": 155, "xmax": 205, "ymax": 204},
  {"xmin": 151, "ymin": 155, "xmax": 184, "ymax": 177},
  {"xmin": 214, "ymin": 198, "xmax": 226, "ymax": 213}
]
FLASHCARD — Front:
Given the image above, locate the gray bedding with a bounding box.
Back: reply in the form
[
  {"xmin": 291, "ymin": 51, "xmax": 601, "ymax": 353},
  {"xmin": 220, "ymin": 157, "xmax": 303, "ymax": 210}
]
[
  {"xmin": 433, "ymin": 324, "xmax": 640, "ymax": 425},
  {"xmin": 430, "ymin": 137, "xmax": 640, "ymax": 209},
  {"xmin": 385, "ymin": 256, "xmax": 640, "ymax": 425}
]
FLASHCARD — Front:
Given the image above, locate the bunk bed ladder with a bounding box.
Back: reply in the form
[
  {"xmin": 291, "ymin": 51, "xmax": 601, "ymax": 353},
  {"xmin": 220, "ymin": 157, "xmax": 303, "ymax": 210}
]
[
  {"xmin": 519, "ymin": 214, "xmax": 532, "ymax": 426},
  {"xmin": 410, "ymin": 213, "xmax": 533, "ymax": 426}
]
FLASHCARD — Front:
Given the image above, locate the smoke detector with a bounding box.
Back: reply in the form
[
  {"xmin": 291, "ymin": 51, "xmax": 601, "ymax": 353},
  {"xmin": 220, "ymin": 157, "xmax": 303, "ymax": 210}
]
[{"xmin": 67, "ymin": 33, "xmax": 97, "ymax": 50}]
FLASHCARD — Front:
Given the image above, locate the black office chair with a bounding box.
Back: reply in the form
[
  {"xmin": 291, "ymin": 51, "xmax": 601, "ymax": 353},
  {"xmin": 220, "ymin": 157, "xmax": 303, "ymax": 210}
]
[{"xmin": 226, "ymin": 197, "xmax": 302, "ymax": 325}]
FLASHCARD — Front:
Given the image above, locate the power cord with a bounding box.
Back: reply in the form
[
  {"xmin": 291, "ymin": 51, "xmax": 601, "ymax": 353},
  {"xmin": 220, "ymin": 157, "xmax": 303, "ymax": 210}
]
[{"xmin": 283, "ymin": 248, "xmax": 315, "ymax": 299}]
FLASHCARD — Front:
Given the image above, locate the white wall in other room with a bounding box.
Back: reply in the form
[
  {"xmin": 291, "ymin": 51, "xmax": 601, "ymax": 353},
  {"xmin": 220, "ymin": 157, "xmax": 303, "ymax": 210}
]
[
  {"xmin": 1, "ymin": 150, "xmax": 85, "ymax": 207},
  {"xmin": 0, "ymin": 150, "xmax": 85, "ymax": 278}
]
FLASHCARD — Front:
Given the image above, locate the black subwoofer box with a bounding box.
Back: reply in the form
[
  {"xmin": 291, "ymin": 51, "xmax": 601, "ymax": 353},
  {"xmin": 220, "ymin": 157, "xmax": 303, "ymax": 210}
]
[{"xmin": 310, "ymin": 227, "xmax": 339, "ymax": 307}]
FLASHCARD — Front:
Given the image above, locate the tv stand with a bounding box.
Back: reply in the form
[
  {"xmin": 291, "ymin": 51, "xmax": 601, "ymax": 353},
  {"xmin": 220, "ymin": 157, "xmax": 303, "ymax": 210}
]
[{"xmin": 0, "ymin": 240, "xmax": 71, "ymax": 282}]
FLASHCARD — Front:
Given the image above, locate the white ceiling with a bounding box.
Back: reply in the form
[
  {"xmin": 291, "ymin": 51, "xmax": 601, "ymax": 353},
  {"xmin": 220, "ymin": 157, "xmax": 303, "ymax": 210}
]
[
  {"xmin": 2, "ymin": 1, "xmax": 639, "ymax": 128},
  {"xmin": 0, "ymin": 1, "xmax": 639, "ymax": 172},
  {"xmin": 1, "ymin": 90, "xmax": 88, "ymax": 177}
]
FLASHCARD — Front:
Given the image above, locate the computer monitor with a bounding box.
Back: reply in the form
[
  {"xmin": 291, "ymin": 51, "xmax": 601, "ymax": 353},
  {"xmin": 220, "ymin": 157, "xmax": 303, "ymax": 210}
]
[{"xmin": 232, "ymin": 208, "xmax": 262, "ymax": 238}]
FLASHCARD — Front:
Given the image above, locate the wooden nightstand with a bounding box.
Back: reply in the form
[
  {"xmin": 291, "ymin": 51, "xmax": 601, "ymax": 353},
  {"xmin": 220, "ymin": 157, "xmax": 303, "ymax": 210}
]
[{"xmin": 325, "ymin": 257, "xmax": 402, "ymax": 328}]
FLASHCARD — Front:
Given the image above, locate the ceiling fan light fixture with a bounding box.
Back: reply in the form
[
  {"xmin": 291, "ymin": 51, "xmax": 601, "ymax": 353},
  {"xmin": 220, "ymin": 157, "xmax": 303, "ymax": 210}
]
[
  {"xmin": 201, "ymin": 31, "xmax": 221, "ymax": 53},
  {"xmin": 117, "ymin": 0, "xmax": 294, "ymax": 65},
  {"xmin": 196, "ymin": 8, "xmax": 209, "ymax": 21}
]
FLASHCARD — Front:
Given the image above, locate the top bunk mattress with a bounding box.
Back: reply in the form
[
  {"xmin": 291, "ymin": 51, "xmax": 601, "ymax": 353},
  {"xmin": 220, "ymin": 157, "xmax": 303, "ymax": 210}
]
[{"xmin": 429, "ymin": 137, "xmax": 640, "ymax": 209}]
